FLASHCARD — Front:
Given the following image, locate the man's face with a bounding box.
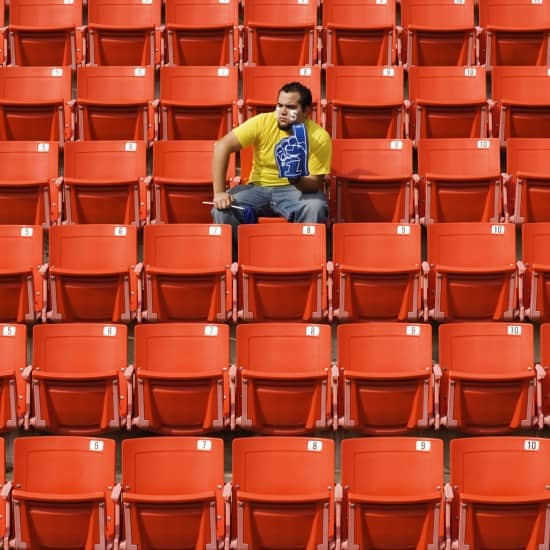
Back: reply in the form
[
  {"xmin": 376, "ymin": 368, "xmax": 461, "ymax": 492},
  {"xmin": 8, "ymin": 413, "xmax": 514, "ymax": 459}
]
[{"xmin": 275, "ymin": 91, "xmax": 310, "ymax": 130}]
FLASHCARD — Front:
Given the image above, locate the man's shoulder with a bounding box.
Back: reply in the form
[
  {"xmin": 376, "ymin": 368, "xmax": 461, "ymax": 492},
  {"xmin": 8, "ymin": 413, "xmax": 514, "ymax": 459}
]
[
  {"xmin": 245, "ymin": 111, "xmax": 277, "ymax": 129},
  {"xmin": 305, "ymin": 118, "xmax": 331, "ymax": 146}
]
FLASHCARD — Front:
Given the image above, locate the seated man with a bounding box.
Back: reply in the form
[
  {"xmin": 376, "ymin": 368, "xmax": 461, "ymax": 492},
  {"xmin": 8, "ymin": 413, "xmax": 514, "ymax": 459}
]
[{"xmin": 211, "ymin": 81, "xmax": 331, "ymax": 252}]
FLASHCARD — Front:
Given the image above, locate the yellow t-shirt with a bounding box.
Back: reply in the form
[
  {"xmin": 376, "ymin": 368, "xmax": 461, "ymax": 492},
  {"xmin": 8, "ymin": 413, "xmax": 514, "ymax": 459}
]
[{"xmin": 233, "ymin": 112, "xmax": 332, "ymax": 187}]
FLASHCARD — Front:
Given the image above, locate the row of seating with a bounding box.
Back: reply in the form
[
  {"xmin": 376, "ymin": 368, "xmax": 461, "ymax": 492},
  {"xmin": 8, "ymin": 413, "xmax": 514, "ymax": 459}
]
[
  {"xmin": 0, "ymin": 435, "xmax": 549, "ymax": 549},
  {"xmin": 0, "ymin": 0, "xmax": 549, "ymax": 67},
  {"xmin": 2, "ymin": 321, "xmax": 550, "ymax": 435}
]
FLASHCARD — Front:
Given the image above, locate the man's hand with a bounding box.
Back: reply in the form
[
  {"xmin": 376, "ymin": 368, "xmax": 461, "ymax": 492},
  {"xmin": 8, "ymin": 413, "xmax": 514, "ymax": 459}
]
[{"xmin": 213, "ymin": 191, "xmax": 234, "ymax": 210}]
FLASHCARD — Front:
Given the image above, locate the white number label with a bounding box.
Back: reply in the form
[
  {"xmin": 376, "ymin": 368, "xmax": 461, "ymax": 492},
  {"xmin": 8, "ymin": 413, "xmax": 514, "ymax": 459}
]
[
  {"xmin": 416, "ymin": 440, "xmax": 431, "ymax": 452},
  {"xmin": 406, "ymin": 325, "xmax": 421, "ymax": 336},
  {"xmin": 134, "ymin": 68, "xmax": 146, "ymax": 77},
  {"xmin": 2, "ymin": 326, "xmax": 16, "ymax": 337},
  {"xmin": 303, "ymin": 225, "xmax": 316, "ymax": 235},
  {"xmin": 299, "ymin": 67, "xmax": 312, "ymax": 76},
  {"xmin": 142, "ymin": 0, "xmax": 152, "ymax": 3},
  {"xmin": 114, "ymin": 226, "xmax": 127, "ymax": 236},
  {"xmin": 307, "ymin": 440, "xmax": 323, "ymax": 452},
  {"xmin": 103, "ymin": 326, "xmax": 117, "ymax": 337},
  {"xmin": 547, "ymin": 68, "xmax": 550, "ymax": 77},
  {"xmin": 397, "ymin": 225, "xmax": 410, "ymax": 235},
  {"xmin": 306, "ymin": 326, "xmax": 320, "ymax": 337},
  {"xmin": 507, "ymin": 325, "xmax": 522, "ymax": 336},
  {"xmin": 532, "ymin": 0, "xmax": 543, "ymax": 4},
  {"xmin": 376, "ymin": 0, "xmax": 387, "ymax": 4},
  {"xmin": 20, "ymin": 227, "xmax": 33, "ymax": 237},
  {"xmin": 64, "ymin": 0, "xmax": 74, "ymax": 4},
  {"xmin": 209, "ymin": 225, "xmax": 222, "ymax": 236},
  {"xmin": 37, "ymin": 143, "xmax": 50, "ymax": 152},
  {"xmin": 197, "ymin": 439, "xmax": 213, "ymax": 451},
  {"xmin": 390, "ymin": 140, "xmax": 403, "ymax": 150},
  {"xmin": 217, "ymin": 67, "xmax": 229, "ymax": 77},
  {"xmin": 125, "ymin": 142, "xmax": 137, "ymax": 152},
  {"xmin": 89, "ymin": 440, "xmax": 104, "ymax": 452},
  {"xmin": 51, "ymin": 68, "xmax": 63, "ymax": 77},
  {"xmin": 464, "ymin": 68, "xmax": 477, "ymax": 77},
  {"xmin": 491, "ymin": 224, "xmax": 505, "ymax": 235},
  {"xmin": 454, "ymin": 0, "xmax": 465, "ymax": 4},
  {"xmin": 204, "ymin": 325, "xmax": 219, "ymax": 336},
  {"xmin": 524, "ymin": 440, "xmax": 540, "ymax": 451},
  {"xmin": 219, "ymin": 0, "xmax": 229, "ymax": 3},
  {"xmin": 297, "ymin": 0, "xmax": 308, "ymax": 3},
  {"xmin": 382, "ymin": 67, "xmax": 395, "ymax": 77},
  {"xmin": 477, "ymin": 140, "xmax": 490, "ymax": 149}
]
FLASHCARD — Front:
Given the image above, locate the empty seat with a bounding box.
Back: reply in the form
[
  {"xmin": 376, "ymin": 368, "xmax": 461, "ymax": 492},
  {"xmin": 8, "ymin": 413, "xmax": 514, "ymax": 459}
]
[
  {"xmin": 76, "ymin": 65, "xmax": 156, "ymax": 144},
  {"xmin": 540, "ymin": 324, "xmax": 550, "ymax": 426},
  {"xmin": 159, "ymin": 65, "xmax": 238, "ymax": 140},
  {"xmin": 325, "ymin": 65, "xmax": 406, "ymax": 139},
  {"xmin": 0, "ymin": 225, "xmax": 45, "ymax": 323},
  {"xmin": 47, "ymin": 224, "xmax": 138, "ymax": 322},
  {"xmin": 340, "ymin": 437, "xmax": 444, "ymax": 549},
  {"xmin": 0, "ymin": 66, "xmax": 72, "ymax": 144},
  {"xmin": 332, "ymin": 222, "xmax": 425, "ymax": 321},
  {"xmin": 426, "ymin": 222, "xmax": 518, "ymax": 321},
  {"xmin": 237, "ymin": 223, "xmax": 329, "ymax": 322},
  {"xmin": 8, "ymin": 0, "xmax": 84, "ymax": 68},
  {"xmin": 438, "ymin": 322, "xmax": 540, "ymax": 434},
  {"xmin": 506, "ymin": 138, "xmax": 550, "ymax": 223},
  {"xmin": 400, "ymin": 0, "xmax": 476, "ymax": 66},
  {"xmin": 29, "ymin": 323, "xmax": 129, "ymax": 433},
  {"xmin": 0, "ymin": 141, "xmax": 60, "ymax": 226},
  {"xmin": 243, "ymin": 0, "xmax": 318, "ymax": 65},
  {"xmin": 131, "ymin": 323, "xmax": 230, "ymax": 434},
  {"xmin": 409, "ymin": 66, "xmax": 490, "ymax": 142},
  {"xmin": 417, "ymin": 138, "xmax": 502, "ymax": 223},
  {"xmin": 164, "ymin": 0, "xmax": 239, "ymax": 65},
  {"xmin": 231, "ymin": 437, "xmax": 335, "ymax": 550},
  {"xmin": 63, "ymin": 140, "xmax": 146, "ymax": 225},
  {"xmin": 87, "ymin": 0, "xmax": 162, "ymax": 66},
  {"xmin": 9, "ymin": 436, "xmax": 118, "ymax": 549},
  {"xmin": 323, "ymin": 0, "xmax": 396, "ymax": 65},
  {"xmin": 331, "ymin": 138, "xmax": 415, "ymax": 223},
  {"xmin": 0, "ymin": 1, "xmax": 4, "ymax": 65},
  {"xmin": 449, "ymin": 437, "xmax": 550, "ymax": 549},
  {"xmin": 121, "ymin": 437, "xmax": 228, "ymax": 550}
]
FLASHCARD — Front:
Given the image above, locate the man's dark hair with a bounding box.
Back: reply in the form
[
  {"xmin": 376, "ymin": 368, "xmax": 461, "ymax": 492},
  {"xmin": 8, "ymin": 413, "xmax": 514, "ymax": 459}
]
[{"xmin": 279, "ymin": 82, "xmax": 313, "ymax": 110}]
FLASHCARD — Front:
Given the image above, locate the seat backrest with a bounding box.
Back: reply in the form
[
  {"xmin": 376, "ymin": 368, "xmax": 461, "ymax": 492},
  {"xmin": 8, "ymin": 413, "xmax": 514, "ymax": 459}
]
[
  {"xmin": 244, "ymin": 0, "xmax": 317, "ymax": 27},
  {"xmin": 0, "ymin": 66, "xmax": 71, "ymax": 102},
  {"xmin": 492, "ymin": 66, "xmax": 550, "ymax": 106},
  {"xmin": 165, "ymin": 0, "xmax": 238, "ymax": 27},
  {"xmin": 9, "ymin": 0, "xmax": 82, "ymax": 27},
  {"xmin": 401, "ymin": 0, "xmax": 473, "ymax": 29},
  {"xmin": 0, "ymin": 141, "xmax": 58, "ymax": 182},
  {"xmin": 88, "ymin": 0, "xmax": 161, "ymax": 27},
  {"xmin": 522, "ymin": 222, "xmax": 550, "ymax": 265},
  {"xmin": 0, "ymin": 323, "xmax": 26, "ymax": 377},
  {"xmin": 507, "ymin": 138, "xmax": 550, "ymax": 177},
  {"xmin": 479, "ymin": 0, "xmax": 550, "ymax": 30},
  {"xmin": 323, "ymin": 0, "xmax": 395, "ymax": 29},
  {"xmin": 0, "ymin": 225, "xmax": 43, "ymax": 271}
]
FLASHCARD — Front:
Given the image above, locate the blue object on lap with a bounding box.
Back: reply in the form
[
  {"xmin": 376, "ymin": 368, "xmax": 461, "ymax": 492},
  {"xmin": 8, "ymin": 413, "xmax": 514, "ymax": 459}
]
[{"xmin": 274, "ymin": 123, "xmax": 309, "ymax": 179}]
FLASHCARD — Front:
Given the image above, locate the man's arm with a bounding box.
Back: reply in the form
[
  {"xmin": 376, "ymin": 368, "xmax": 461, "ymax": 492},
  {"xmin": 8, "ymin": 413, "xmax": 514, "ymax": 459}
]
[
  {"xmin": 290, "ymin": 174, "xmax": 325, "ymax": 193},
  {"xmin": 212, "ymin": 131, "xmax": 242, "ymax": 210}
]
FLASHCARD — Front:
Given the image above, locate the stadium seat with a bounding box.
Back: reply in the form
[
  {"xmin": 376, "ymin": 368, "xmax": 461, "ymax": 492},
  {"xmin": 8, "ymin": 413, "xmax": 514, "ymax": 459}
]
[
  {"xmin": 0, "ymin": 141, "xmax": 60, "ymax": 226},
  {"xmin": 332, "ymin": 222, "xmax": 425, "ymax": 321},
  {"xmin": 243, "ymin": 0, "xmax": 318, "ymax": 65},
  {"xmin": 8, "ymin": 0, "xmax": 84, "ymax": 68},
  {"xmin": 408, "ymin": 66, "xmax": 490, "ymax": 142},
  {"xmin": 121, "ymin": 437, "xmax": 229, "ymax": 550},
  {"xmin": 9, "ymin": 436, "xmax": 118, "ymax": 549},
  {"xmin": 87, "ymin": 0, "xmax": 162, "ymax": 66},
  {"xmin": 131, "ymin": 323, "xmax": 230, "ymax": 434},
  {"xmin": 323, "ymin": 0, "xmax": 396, "ymax": 65},
  {"xmin": 0, "ymin": 1, "xmax": 5, "ymax": 66},
  {"xmin": 506, "ymin": 138, "xmax": 550, "ymax": 223},
  {"xmin": 63, "ymin": 140, "xmax": 146, "ymax": 225},
  {"xmin": 331, "ymin": 138, "xmax": 415, "ymax": 223},
  {"xmin": 479, "ymin": 0, "xmax": 550, "ymax": 67},
  {"xmin": 164, "ymin": 0, "xmax": 239, "ymax": 65},
  {"xmin": 0, "ymin": 437, "xmax": 6, "ymax": 546},
  {"xmin": 540, "ymin": 324, "xmax": 550, "ymax": 426},
  {"xmin": 237, "ymin": 223, "xmax": 329, "ymax": 322},
  {"xmin": 76, "ymin": 65, "xmax": 156, "ymax": 144},
  {"xmin": 159, "ymin": 65, "xmax": 238, "ymax": 140},
  {"xmin": 417, "ymin": 138, "xmax": 502, "ymax": 223},
  {"xmin": 234, "ymin": 323, "xmax": 335, "ymax": 434},
  {"xmin": 0, "ymin": 66, "xmax": 72, "ymax": 144},
  {"xmin": 325, "ymin": 65, "xmax": 406, "ymax": 139},
  {"xmin": 492, "ymin": 66, "xmax": 550, "ymax": 146},
  {"xmin": 140, "ymin": 223, "xmax": 234, "ymax": 322},
  {"xmin": 426, "ymin": 222, "xmax": 518, "ymax": 321},
  {"xmin": 399, "ymin": 0, "xmax": 477, "ymax": 66},
  {"xmin": 438, "ymin": 322, "xmax": 540, "ymax": 434},
  {"xmin": 47, "ymin": 224, "xmax": 138, "ymax": 322},
  {"xmin": 340, "ymin": 437, "xmax": 444, "ymax": 550},
  {"xmin": 0, "ymin": 225, "xmax": 45, "ymax": 323},
  {"xmin": 29, "ymin": 323, "xmax": 129, "ymax": 433},
  {"xmin": 231, "ymin": 437, "xmax": 335, "ymax": 550},
  {"xmin": 448, "ymin": 437, "xmax": 550, "ymax": 550}
]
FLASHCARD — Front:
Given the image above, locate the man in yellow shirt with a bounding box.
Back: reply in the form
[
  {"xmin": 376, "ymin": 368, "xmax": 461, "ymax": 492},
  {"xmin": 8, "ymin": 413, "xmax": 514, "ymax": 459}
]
[{"xmin": 211, "ymin": 81, "xmax": 331, "ymax": 247}]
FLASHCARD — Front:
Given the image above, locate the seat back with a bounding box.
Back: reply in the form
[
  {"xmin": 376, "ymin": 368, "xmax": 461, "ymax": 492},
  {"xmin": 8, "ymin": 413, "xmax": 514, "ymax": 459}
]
[{"xmin": 540, "ymin": 324, "xmax": 550, "ymax": 425}]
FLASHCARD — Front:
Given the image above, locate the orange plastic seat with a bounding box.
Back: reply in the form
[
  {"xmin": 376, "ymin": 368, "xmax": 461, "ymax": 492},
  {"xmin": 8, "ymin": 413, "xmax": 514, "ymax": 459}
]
[
  {"xmin": 426, "ymin": 222, "xmax": 518, "ymax": 321},
  {"xmin": 87, "ymin": 0, "xmax": 162, "ymax": 66},
  {"xmin": 540, "ymin": 324, "xmax": 550, "ymax": 426},
  {"xmin": 337, "ymin": 323, "xmax": 436, "ymax": 434},
  {"xmin": 237, "ymin": 223, "xmax": 329, "ymax": 322},
  {"xmin": 243, "ymin": 0, "xmax": 318, "ymax": 65},
  {"xmin": 325, "ymin": 65, "xmax": 406, "ymax": 139},
  {"xmin": 340, "ymin": 437, "xmax": 444, "ymax": 549},
  {"xmin": 0, "ymin": 141, "xmax": 60, "ymax": 226},
  {"xmin": 0, "ymin": 1, "xmax": 5, "ymax": 66},
  {"xmin": 231, "ymin": 437, "xmax": 335, "ymax": 550},
  {"xmin": 0, "ymin": 437, "xmax": 6, "ymax": 546},
  {"xmin": 121, "ymin": 437, "xmax": 228, "ymax": 550},
  {"xmin": 323, "ymin": 0, "xmax": 396, "ymax": 65},
  {"xmin": 417, "ymin": 138, "xmax": 502, "ymax": 223},
  {"xmin": 141, "ymin": 224, "xmax": 234, "ymax": 322},
  {"xmin": 47, "ymin": 224, "xmax": 138, "ymax": 322},
  {"xmin": 400, "ymin": 0, "xmax": 476, "ymax": 66},
  {"xmin": 29, "ymin": 323, "xmax": 129, "ymax": 433},
  {"xmin": 449, "ymin": 437, "xmax": 550, "ymax": 550},
  {"xmin": 8, "ymin": 0, "xmax": 84, "ymax": 68},
  {"xmin": 159, "ymin": 65, "xmax": 238, "ymax": 140},
  {"xmin": 63, "ymin": 140, "xmax": 146, "ymax": 225},
  {"xmin": 438, "ymin": 322, "xmax": 539, "ymax": 434},
  {"xmin": 76, "ymin": 65, "xmax": 156, "ymax": 144},
  {"xmin": 0, "ymin": 225, "xmax": 45, "ymax": 323},
  {"xmin": 332, "ymin": 222, "xmax": 424, "ymax": 321},
  {"xmin": 331, "ymin": 138, "xmax": 415, "ymax": 223},
  {"xmin": 164, "ymin": 0, "xmax": 239, "ymax": 65},
  {"xmin": 0, "ymin": 66, "xmax": 72, "ymax": 145},
  {"xmin": 10, "ymin": 436, "xmax": 118, "ymax": 550},
  {"xmin": 409, "ymin": 66, "xmax": 490, "ymax": 142},
  {"xmin": 131, "ymin": 323, "xmax": 230, "ymax": 434}
]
